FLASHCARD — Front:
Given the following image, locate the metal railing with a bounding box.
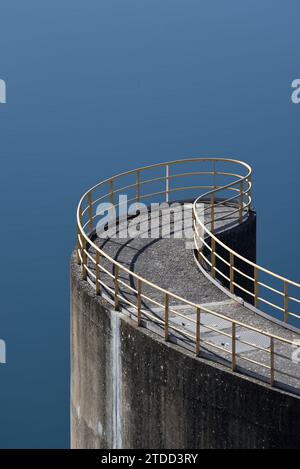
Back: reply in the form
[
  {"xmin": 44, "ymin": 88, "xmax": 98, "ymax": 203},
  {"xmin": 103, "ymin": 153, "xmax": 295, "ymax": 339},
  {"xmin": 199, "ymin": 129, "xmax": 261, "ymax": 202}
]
[
  {"xmin": 193, "ymin": 164, "xmax": 300, "ymax": 326},
  {"xmin": 76, "ymin": 158, "xmax": 300, "ymax": 393}
]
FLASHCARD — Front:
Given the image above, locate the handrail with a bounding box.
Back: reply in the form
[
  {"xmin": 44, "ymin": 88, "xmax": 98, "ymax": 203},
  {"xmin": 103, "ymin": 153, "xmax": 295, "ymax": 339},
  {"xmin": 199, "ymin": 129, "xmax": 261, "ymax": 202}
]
[
  {"xmin": 76, "ymin": 158, "xmax": 300, "ymax": 393},
  {"xmin": 193, "ymin": 164, "xmax": 300, "ymax": 323},
  {"xmin": 194, "ymin": 189, "xmax": 300, "ymax": 287}
]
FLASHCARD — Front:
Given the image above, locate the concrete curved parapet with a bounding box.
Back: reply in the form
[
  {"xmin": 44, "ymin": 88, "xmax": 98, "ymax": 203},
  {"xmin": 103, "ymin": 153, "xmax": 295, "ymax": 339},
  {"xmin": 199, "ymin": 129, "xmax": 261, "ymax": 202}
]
[{"xmin": 71, "ymin": 158, "xmax": 300, "ymax": 449}]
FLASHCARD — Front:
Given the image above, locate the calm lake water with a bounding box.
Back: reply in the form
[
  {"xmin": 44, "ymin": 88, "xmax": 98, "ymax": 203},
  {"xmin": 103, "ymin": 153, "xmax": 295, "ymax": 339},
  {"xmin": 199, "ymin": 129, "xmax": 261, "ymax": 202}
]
[{"xmin": 0, "ymin": 0, "xmax": 299, "ymax": 447}]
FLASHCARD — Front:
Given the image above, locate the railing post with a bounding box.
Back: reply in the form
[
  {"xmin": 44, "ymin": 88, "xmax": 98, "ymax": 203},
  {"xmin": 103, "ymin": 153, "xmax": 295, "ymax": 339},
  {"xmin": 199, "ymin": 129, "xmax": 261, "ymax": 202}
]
[
  {"xmin": 193, "ymin": 209, "xmax": 200, "ymax": 263},
  {"xmin": 247, "ymin": 174, "xmax": 252, "ymax": 211},
  {"xmin": 284, "ymin": 281, "xmax": 289, "ymax": 323},
  {"xmin": 196, "ymin": 307, "xmax": 201, "ymax": 356},
  {"xmin": 230, "ymin": 252, "xmax": 234, "ymax": 293},
  {"xmin": 213, "ymin": 160, "xmax": 216, "ymax": 189},
  {"xmin": 95, "ymin": 250, "xmax": 101, "ymax": 295},
  {"xmin": 78, "ymin": 208, "xmax": 83, "ymax": 266},
  {"xmin": 165, "ymin": 164, "xmax": 170, "ymax": 203},
  {"xmin": 211, "ymin": 237, "xmax": 216, "ymax": 278},
  {"xmin": 164, "ymin": 293, "xmax": 169, "ymax": 341},
  {"xmin": 254, "ymin": 267, "xmax": 259, "ymax": 308},
  {"xmin": 136, "ymin": 170, "xmax": 140, "ymax": 203},
  {"xmin": 82, "ymin": 236, "xmax": 87, "ymax": 281},
  {"xmin": 79, "ymin": 207, "xmax": 83, "ymax": 229},
  {"xmin": 109, "ymin": 179, "xmax": 114, "ymax": 205},
  {"xmin": 192, "ymin": 207, "xmax": 196, "ymax": 246},
  {"xmin": 270, "ymin": 337, "xmax": 275, "ymax": 386},
  {"xmin": 210, "ymin": 192, "xmax": 215, "ymax": 233},
  {"xmin": 114, "ymin": 265, "xmax": 120, "ymax": 311},
  {"xmin": 239, "ymin": 180, "xmax": 243, "ymax": 223},
  {"xmin": 210, "ymin": 192, "xmax": 216, "ymax": 278},
  {"xmin": 77, "ymin": 227, "xmax": 81, "ymax": 265},
  {"xmin": 88, "ymin": 191, "xmax": 93, "ymax": 232},
  {"xmin": 232, "ymin": 323, "xmax": 236, "ymax": 371},
  {"xmin": 137, "ymin": 278, "xmax": 142, "ymax": 326}
]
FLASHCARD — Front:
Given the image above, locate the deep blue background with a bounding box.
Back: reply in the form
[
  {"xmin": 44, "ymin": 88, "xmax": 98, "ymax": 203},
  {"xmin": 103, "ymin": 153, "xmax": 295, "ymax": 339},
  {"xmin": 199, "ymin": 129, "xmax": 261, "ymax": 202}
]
[{"xmin": 0, "ymin": 0, "xmax": 299, "ymax": 448}]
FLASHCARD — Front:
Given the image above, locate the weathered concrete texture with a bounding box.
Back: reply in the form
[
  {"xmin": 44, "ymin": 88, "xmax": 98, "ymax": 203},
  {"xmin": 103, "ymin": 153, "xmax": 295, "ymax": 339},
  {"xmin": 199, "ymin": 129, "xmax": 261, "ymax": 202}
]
[
  {"xmin": 71, "ymin": 257, "xmax": 300, "ymax": 449},
  {"xmin": 72, "ymin": 202, "xmax": 300, "ymax": 448},
  {"xmin": 71, "ymin": 268, "xmax": 114, "ymax": 449}
]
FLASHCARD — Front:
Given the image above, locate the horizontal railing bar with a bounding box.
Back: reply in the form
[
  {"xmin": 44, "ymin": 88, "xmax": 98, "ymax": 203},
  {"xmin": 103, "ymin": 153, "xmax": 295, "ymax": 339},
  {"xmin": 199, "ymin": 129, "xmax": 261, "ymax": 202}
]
[
  {"xmin": 86, "ymin": 183, "xmax": 241, "ymax": 215},
  {"xmin": 214, "ymin": 267, "xmax": 231, "ymax": 283},
  {"xmin": 214, "ymin": 251, "xmax": 230, "ymax": 267},
  {"xmin": 92, "ymin": 272, "xmax": 297, "ymax": 376},
  {"xmin": 211, "ymin": 192, "xmax": 243, "ymax": 208},
  {"xmin": 115, "ymin": 292, "xmax": 138, "ymax": 310},
  {"xmin": 167, "ymin": 323, "xmax": 196, "ymax": 340},
  {"xmin": 201, "ymin": 192, "xmax": 242, "ymax": 213},
  {"xmin": 77, "ymin": 159, "xmax": 300, "ymax": 352},
  {"xmin": 84, "ymin": 264, "xmax": 96, "ymax": 279},
  {"xmin": 236, "ymin": 337, "xmax": 271, "ymax": 353},
  {"xmin": 74, "ymin": 155, "xmax": 300, "ymax": 396},
  {"xmin": 77, "ymin": 157, "xmax": 251, "ymax": 201},
  {"xmin": 88, "ymin": 180, "xmax": 246, "ymax": 212},
  {"xmin": 201, "ymin": 339, "xmax": 233, "ymax": 356},
  {"xmin": 140, "ymin": 292, "xmax": 166, "ymax": 310},
  {"xmin": 232, "ymin": 265, "xmax": 254, "ymax": 282},
  {"xmin": 288, "ymin": 311, "xmax": 300, "ymax": 319},
  {"xmin": 98, "ymin": 264, "xmax": 116, "ymax": 280},
  {"xmin": 79, "ymin": 238, "xmax": 296, "ymax": 345},
  {"xmin": 257, "ymin": 281, "xmax": 284, "ymax": 296},
  {"xmin": 116, "ymin": 278, "xmax": 138, "ymax": 295},
  {"xmin": 289, "ymin": 296, "xmax": 300, "ymax": 304},
  {"xmin": 199, "ymin": 251, "xmax": 213, "ymax": 267},
  {"xmin": 77, "ymin": 234, "xmax": 83, "ymax": 248},
  {"xmin": 207, "ymin": 206, "xmax": 244, "ymax": 225},
  {"xmin": 77, "ymin": 249, "xmax": 83, "ymax": 263},
  {"xmin": 237, "ymin": 355, "xmax": 271, "ymax": 370},
  {"xmin": 168, "ymin": 308, "xmax": 197, "ymax": 325},
  {"xmin": 98, "ymin": 281, "xmax": 115, "ymax": 296},
  {"xmin": 196, "ymin": 235, "xmax": 212, "ymax": 253},
  {"xmin": 258, "ymin": 297, "xmax": 284, "ymax": 312},
  {"xmin": 233, "ymin": 282, "xmax": 255, "ymax": 298},
  {"xmin": 141, "ymin": 309, "xmax": 166, "ymax": 326},
  {"xmin": 84, "ymin": 249, "xmax": 96, "ymax": 265},
  {"xmin": 172, "ymin": 170, "xmax": 243, "ymax": 180},
  {"xmin": 200, "ymin": 324, "xmax": 232, "ymax": 338},
  {"xmin": 194, "ymin": 196, "xmax": 300, "ymax": 288},
  {"xmin": 273, "ymin": 350, "xmax": 294, "ymax": 361},
  {"xmin": 274, "ymin": 368, "xmax": 300, "ymax": 380},
  {"xmin": 106, "ymin": 186, "xmax": 215, "ymax": 211},
  {"xmin": 90, "ymin": 172, "xmax": 246, "ymax": 209}
]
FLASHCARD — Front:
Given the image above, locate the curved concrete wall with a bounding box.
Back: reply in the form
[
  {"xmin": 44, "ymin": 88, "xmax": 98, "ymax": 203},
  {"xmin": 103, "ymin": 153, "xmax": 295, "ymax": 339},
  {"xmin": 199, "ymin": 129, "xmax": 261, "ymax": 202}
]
[
  {"xmin": 202, "ymin": 210, "xmax": 256, "ymax": 305},
  {"xmin": 71, "ymin": 257, "xmax": 300, "ymax": 449}
]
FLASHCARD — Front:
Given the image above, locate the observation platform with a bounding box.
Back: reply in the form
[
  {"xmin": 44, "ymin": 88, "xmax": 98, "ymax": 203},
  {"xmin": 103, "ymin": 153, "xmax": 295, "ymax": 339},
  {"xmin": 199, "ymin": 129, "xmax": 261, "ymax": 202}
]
[
  {"xmin": 72, "ymin": 158, "xmax": 300, "ymax": 449},
  {"xmin": 85, "ymin": 204, "xmax": 300, "ymax": 394}
]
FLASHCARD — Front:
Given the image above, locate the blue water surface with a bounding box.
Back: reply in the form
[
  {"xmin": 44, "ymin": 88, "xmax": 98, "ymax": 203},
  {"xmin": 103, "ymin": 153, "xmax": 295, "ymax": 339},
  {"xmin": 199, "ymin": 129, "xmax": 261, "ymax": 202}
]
[{"xmin": 0, "ymin": 0, "xmax": 299, "ymax": 447}]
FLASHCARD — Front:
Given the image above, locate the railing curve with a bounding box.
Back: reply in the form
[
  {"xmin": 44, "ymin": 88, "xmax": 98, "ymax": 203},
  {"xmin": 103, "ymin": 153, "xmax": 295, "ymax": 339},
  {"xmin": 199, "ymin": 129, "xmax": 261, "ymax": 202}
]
[
  {"xmin": 193, "ymin": 164, "xmax": 300, "ymax": 325},
  {"xmin": 76, "ymin": 157, "xmax": 300, "ymax": 394}
]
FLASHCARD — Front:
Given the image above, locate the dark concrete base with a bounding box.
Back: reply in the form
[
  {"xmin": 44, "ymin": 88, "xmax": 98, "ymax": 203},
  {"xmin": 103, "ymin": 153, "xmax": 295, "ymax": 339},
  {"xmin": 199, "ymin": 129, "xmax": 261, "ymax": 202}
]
[{"xmin": 71, "ymin": 255, "xmax": 300, "ymax": 449}]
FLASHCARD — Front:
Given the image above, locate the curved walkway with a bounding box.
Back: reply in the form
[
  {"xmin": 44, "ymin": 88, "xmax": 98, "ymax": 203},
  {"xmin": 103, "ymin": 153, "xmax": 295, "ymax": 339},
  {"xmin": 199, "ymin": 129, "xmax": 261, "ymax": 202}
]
[
  {"xmin": 85, "ymin": 205, "xmax": 300, "ymax": 394},
  {"xmin": 76, "ymin": 158, "xmax": 300, "ymax": 397}
]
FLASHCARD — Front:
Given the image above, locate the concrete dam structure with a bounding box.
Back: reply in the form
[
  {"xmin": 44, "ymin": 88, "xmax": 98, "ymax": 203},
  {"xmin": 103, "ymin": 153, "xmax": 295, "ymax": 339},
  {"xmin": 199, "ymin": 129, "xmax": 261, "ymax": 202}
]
[{"xmin": 71, "ymin": 158, "xmax": 300, "ymax": 449}]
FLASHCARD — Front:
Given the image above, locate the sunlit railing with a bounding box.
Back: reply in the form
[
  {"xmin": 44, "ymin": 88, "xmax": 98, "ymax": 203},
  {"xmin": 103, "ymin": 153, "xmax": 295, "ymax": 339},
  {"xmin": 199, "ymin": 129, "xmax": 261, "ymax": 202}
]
[
  {"xmin": 193, "ymin": 163, "xmax": 300, "ymax": 326},
  {"xmin": 76, "ymin": 158, "xmax": 300, "ymax": 393}
]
